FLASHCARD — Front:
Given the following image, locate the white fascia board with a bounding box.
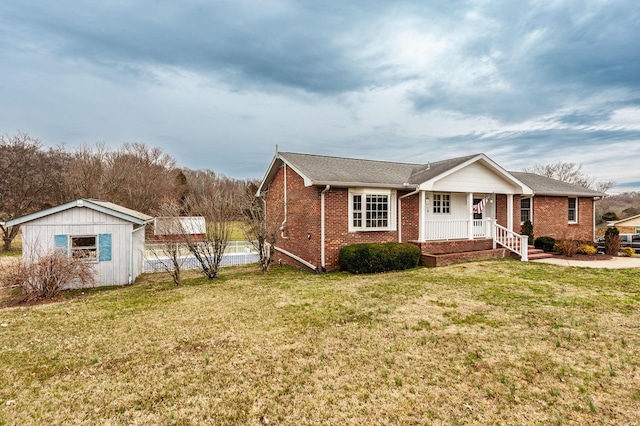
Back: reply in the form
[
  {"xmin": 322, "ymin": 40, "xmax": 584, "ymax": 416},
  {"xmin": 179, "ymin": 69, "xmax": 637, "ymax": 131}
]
[
  {"xmin": 256, "ymin": 154, "xmax": 282, "ymax": 195},
  {"xmin": 5, "ymin": 199, "xmax": 148, "ymax": 227},
  {"xmin": 281, "ymin": 159, "xmax": 313, "ymax": 187},
  {"xmin": 312, "ymin": 181, "xmax": 412, "ymax": 190},
  {"xmin": 4, "ymin": 200, "xmax": 81, "ymax": 227},
  {"xmin": 82, "ymin": 200, "xmax": 148, "ymax": 225}
]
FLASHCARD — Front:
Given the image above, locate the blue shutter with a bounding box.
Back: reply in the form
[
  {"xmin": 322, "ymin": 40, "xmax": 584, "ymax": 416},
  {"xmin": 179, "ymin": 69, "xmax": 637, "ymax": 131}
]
[
  {"xmin": 98, "ymin": 234, "xmax": 112, "ymax": 261},
  {"xmin": 54, "ymin": 234, "xmax": 68, "ymax": 255}
]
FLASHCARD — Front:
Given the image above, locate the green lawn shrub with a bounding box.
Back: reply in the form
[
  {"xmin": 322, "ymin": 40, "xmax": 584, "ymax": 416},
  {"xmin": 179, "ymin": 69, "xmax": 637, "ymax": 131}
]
[
  {"xmin": 534, "ymin": 236, "xmax": 556, "ymax": 252},
  {"xmin": 339, "ymin": 242, "xmax": 421, "ymax": 274}
]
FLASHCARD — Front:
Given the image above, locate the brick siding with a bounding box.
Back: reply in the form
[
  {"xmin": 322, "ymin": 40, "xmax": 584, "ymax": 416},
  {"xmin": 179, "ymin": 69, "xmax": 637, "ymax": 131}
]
[{"xmin": 532, "ymin": 196, "xmax": 594, "ymax": 241}]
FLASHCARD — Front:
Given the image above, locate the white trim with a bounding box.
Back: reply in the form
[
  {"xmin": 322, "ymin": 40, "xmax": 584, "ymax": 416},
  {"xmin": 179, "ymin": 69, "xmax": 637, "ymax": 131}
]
[
  {"xmin": 5, "ymin": 199, "xmax": 151, "ymax": 227},
  {"xmin": 568, "ymin": 197, "xmax": 578, "ymax": 224},
  {"xmin": 348, "ymin": 188, "xmax": 397, "ymax": 232},
  {"xmin": 418, "ymin": 154, "xmax": 534, "ymax": 195}
]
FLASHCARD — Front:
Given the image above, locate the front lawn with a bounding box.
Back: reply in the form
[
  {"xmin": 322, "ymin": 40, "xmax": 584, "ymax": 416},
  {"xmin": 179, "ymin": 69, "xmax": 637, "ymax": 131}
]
[{"xmin": 1, "ymin": 260, "xmax": 639, "ymax": 424}]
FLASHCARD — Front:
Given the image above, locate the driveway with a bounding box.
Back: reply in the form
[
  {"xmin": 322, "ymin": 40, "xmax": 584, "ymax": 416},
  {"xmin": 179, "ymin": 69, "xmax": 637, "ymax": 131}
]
[{"xmin": 531, "ymin": 256, "xmax": 640, "ymax": 269}]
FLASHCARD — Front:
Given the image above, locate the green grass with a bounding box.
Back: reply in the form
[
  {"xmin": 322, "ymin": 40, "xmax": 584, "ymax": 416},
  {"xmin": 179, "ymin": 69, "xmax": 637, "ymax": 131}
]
[{"xmin": 1, "ymin": 259, "xmax": 639, "ymax": 424}]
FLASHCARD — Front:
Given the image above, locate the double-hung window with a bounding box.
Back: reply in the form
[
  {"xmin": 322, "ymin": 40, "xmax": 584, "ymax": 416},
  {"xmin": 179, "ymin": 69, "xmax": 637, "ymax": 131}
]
[
  {"xmin": 350, "ymin": 189, "xmax": 396, "ymax": 231},
  {"xmin": 568, "ymin": 197, "xmax": 578, "ymax": 223},
  {"xmin": 521, "ymin": 198, "xmax": 531, "ymax": 223},
  {"xmin": 432, "ymin": 193, "xmax": 450, "ymax": 214}
]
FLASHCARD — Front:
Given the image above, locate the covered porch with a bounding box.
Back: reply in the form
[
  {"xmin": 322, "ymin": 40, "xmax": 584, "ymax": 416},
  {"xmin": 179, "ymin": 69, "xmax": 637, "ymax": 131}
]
[{"xmin": 412, "ymin": 191, "xmax": 530, "ymax": 261}]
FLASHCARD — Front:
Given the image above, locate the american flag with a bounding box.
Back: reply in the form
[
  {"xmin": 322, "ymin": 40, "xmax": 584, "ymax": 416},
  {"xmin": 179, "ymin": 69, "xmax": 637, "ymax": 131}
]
[{"xmin": 473, "ymin": 195, "xmax": 490, "ymax": 213}]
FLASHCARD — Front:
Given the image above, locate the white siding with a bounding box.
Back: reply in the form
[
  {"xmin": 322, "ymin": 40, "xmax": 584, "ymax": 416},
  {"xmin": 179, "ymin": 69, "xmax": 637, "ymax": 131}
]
[
  {"xmin": 20, "ymin": 207, "xmax": 145, "ymax": 288},
  {"xmin": 424, "ymin": 192, "xmax": 495, "ymax": 220},
  {"xmin": 433, "ymin": 162, "xmax": 519, "ymax": 193}
]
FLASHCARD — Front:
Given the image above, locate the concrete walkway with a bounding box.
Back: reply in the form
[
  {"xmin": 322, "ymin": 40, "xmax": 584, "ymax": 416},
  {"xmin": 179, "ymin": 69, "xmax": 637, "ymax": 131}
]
[{"xmin": 531, "ymin": 256, "xmax": 640, "ymax": 269}]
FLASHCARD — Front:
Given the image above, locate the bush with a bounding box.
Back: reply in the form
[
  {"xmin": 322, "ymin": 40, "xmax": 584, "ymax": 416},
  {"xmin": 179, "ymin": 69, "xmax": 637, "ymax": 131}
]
[
  {"xmin": 339, "ymin": 243, "xmax": 421, "ymax": 274},
  {"xmin": 604, "ymin": 227, "xmax": 620, "ymax": 256},
  {"xmin": 555, "ymin": 240, "xmax": 577, "ymax": 257},
  {"xmin": 5, "ymin": 250, "xmax": 96, "ymax": 301},
  {"xmin": 620, "ymin": 247, "xmax": 635, "ymax": 257},
  {"xmin": 576, "ymin": 244, "xmax": 597, "ymax": 256},
  {"xmin": 521, "ymin": 220, "xmax": 534, "ymax": 244},
  {"xmin": 534, "ymin": 236, "xmax": 556, "ymax": 252}
]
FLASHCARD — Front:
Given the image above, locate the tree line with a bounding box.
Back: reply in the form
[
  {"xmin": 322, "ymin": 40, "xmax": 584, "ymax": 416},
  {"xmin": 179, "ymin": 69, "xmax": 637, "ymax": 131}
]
[{"xmin": 0, "ymin": 132, "xmax": 261, "ymax": 253}]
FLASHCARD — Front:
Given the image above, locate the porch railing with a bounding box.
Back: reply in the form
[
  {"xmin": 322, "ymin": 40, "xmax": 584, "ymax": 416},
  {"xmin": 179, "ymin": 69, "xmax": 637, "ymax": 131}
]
[
  {"xmin": 493, "ymin": 223, "xmax": 528, "ymax": 261},
  {"xmin": 424, "ymin": 219, "xmax": 492, "ymax": 240}
]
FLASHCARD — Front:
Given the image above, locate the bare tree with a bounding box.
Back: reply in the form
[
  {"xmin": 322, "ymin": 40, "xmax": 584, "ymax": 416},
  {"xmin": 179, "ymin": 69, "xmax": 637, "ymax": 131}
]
[
  {"xmin": 149, "ymin": 200, "xmax": 189, "ymax": 286},
  {"xmin": 0, "ymin": 132, "xmax": 69, "ymax": 251},
  {"xmin": 524, "ymin": 162, "xmax": 614, "ymax": 193},
  {"xmin": 64, "ymin": 142, "xmax": 186, "ymax": 214},
  {"xmin": 182, "ymin": 178, "xmax": 236, "ymax": 280},
  {"xmin": 240, "ymin": 180, "xmax": 281, "ymax": 274}
]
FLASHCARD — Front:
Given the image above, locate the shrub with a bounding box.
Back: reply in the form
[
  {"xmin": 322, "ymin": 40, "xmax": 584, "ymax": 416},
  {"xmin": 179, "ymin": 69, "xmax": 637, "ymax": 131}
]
[
  {"xmin": 576, "ymin": 244, "xmax": 597, "ymax": 256},
  {"xmin": 5, "ymin": 250, "xmax": 96, "ymax": 301},
  {"xmin": 555, "ymin": 240, "xmax": 577, "ymax": 257},
  {"xmin": 620, "ymin": 247, "xmax": 635, "ymax": 257},
  {"xmin": 339, "ymin": 243, "xmax": 421, "ymax": 274},
  {"xmin": 534, "ymin": 236, "xmax": 556, "ymax": 252},
  {"xmin": 521, "ymin": 220, "xmax": 534, "ymax": 244},
  {"xmin": 604, "ymin": 227, "xmax": 620, "ymax": 256}
]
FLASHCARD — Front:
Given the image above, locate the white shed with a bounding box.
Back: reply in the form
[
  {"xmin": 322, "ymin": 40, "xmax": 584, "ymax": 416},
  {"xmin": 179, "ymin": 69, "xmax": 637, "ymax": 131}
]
[{"xmin": 5, "ymin": 199, "xmax": 153, "ymax": 288}]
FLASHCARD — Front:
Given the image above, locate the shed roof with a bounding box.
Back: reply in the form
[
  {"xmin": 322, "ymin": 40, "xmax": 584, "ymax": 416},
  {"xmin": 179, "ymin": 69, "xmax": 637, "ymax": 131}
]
[{"xmin": 4, "ymin": 199, "xmax": 153, "ymax": 227}]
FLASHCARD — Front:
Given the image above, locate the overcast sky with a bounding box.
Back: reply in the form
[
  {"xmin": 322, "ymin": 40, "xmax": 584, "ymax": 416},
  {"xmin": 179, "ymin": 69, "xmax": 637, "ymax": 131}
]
[{"xmin": 1, "ymin": 0, "xmax": 639, "ymax": 191}]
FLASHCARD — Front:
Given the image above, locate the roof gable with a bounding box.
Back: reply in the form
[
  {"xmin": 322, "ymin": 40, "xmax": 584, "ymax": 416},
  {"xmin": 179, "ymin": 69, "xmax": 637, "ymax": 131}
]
[{"xmin": 5, "ymin": 199, "xmax": 153, "ymax": 227}]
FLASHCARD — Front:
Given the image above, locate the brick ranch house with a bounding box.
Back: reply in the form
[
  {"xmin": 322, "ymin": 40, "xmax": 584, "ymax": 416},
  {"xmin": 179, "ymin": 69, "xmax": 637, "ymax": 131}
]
[{"xmin": 257, "ymin": 151, "xmax": 604, "ymax": 271}]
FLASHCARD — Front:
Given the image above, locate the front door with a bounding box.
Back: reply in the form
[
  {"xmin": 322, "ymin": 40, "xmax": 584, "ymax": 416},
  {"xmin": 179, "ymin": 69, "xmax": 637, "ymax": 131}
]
[{"xmin": 473, "ymin": 197, "xmax": 486, "ymax": 237}]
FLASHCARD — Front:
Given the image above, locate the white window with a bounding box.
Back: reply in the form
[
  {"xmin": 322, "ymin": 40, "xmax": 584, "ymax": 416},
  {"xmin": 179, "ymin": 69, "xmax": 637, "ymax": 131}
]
[
  {"xmin": 349, "ymin": 189, "xmax": 396, "ymax": 231},
  {"xmin": 521, "ymin": 198, "xmax": 531, "ymax": 223},
  {"xmin": 568, "ymin": 198, "xmax": 578, "ymax": 223},
  {"xmin": 71, "ymin": 235, "xmax": 98, "ymax": 260},
  {"xmin": 433, "ymin": 193, "xmax": 450, "ymax": 214}
]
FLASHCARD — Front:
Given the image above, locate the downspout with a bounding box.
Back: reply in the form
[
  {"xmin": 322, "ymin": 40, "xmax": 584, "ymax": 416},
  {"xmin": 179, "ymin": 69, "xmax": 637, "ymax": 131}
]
[
  {"xmin": 320, "ymin": 185, "xmax": 330, "ymax": 271},
  {"xmin": 398, "ymin": 186, "xmax": 420, "ymax": 242},
  {"xmin": 130, "ymin": 225, "xmax": 146, "ymax": 285},
  {"xmin": 280, "ymin": 164, "xmax": 288, "ymax": 239}
]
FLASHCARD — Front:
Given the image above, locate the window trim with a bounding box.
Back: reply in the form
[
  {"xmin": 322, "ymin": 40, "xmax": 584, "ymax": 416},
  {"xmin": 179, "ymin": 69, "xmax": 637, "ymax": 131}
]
[
  {"xmin": 348, "ymin": 189, "xmax": 397, "ymax": 232},
  {"xmin": 520, "ymin": 197, "xmax": 532, "ymax": 224},
  {"xmin": 70, "ymin": 235, "xmax": 99, "ymax": 262},
  {"xmin": 568, "ymin": 197, "xmax": 578, "ymax": 224},
  {"xmin": 432, "ymin": 193, "xmax": 451, "ymax": 215}
]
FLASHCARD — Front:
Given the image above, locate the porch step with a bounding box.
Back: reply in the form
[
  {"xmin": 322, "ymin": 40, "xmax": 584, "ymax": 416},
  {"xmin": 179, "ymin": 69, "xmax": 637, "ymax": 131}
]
[
  {"xmin": 421, "ymin": 248, "xmax": 510, "ymax": 268},
  {"xmin": 527, "ymin": 246, "xmax": 555, "ymax": 260}
]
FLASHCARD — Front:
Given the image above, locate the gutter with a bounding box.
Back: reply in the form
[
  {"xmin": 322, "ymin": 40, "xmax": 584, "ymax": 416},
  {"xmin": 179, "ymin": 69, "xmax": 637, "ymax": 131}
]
[
  {"xmin": 398, "ymin": 186, "xmax": 420, "ymax": 243},
  {"xmin": 320, "ymin": 185, "xmax": 330, "ymax": 271},
  {"xmin": 280, "ymin": 164, "xmax": 289, "ymax": 239},
  {"xmin": 130, "ymin": 224, "xmax": 147, "ymax": 285}
]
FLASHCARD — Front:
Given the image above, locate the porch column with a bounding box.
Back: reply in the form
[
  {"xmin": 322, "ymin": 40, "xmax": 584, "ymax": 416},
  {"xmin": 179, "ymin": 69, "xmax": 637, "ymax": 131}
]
[
  {"xmin": 468, "ymin": 192, "xmax": 474, "ymax": 240},
  {"xmin": 507, "ymin": 194, "xmax": 514, "ymax": 231},
  {"xmin": 418, "ymin": 190, "xmax": 425, "ymax": 242}
]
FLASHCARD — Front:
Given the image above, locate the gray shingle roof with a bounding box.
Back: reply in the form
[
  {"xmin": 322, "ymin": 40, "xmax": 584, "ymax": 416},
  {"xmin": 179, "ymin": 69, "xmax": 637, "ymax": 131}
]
[
  {"xmin": 259, "ymin": 151, "xmax": 603, "ymax": 198},
  {"xmin": 279, "ymin": 152, "xmax": 419, "ymax": 187},
  {"xmin": 279, "ymin": 152, "xmax": 482, "ymax": 188},
  {"xmin": 510, "ymin": 172, "xmax": 604, "ymax": 197}
]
